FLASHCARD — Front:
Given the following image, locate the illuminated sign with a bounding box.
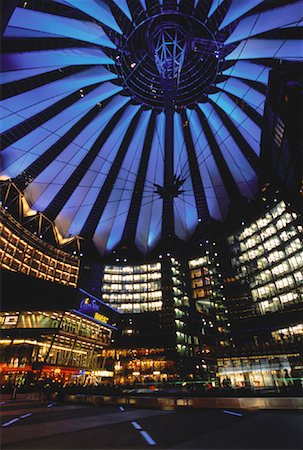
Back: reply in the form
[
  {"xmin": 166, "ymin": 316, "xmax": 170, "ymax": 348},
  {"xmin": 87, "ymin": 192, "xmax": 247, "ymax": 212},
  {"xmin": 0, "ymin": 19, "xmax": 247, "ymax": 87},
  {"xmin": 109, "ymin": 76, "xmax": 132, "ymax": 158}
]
[
  {"xmin": 94, "ymin": 312, "xmax": 109, "ymax": 324},
  {"xmin": 92, "ymin": 370, "xmax": 113, "ymax": 377},
  {"xmin": 4, "ymin": 316, "xmax": 18, "ymax": 326},
  {"xmin": 79, "ymin": 297, "xmax": 99, "ymax": 313}
]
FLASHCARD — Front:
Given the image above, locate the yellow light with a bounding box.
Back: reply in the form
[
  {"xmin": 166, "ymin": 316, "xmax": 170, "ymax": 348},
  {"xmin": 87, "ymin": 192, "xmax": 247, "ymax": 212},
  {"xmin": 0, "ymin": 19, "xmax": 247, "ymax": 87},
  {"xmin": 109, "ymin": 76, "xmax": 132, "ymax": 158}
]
[
  {"xmin": 94, "ymin": 312, "xmax": 109, "ymax": 324},
  {"xmin": 91, "ymin": 370, "xmax": 113, "ymax": 377}
]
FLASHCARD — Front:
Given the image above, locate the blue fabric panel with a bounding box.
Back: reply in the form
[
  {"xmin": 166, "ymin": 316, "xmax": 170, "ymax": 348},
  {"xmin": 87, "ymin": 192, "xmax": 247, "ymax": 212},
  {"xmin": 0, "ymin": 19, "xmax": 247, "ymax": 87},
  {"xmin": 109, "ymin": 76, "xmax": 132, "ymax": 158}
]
[
  {"xmin": 173, "ymin": 113, "xmax": 198, "ymax": 241},
  {"xmin": 187, "ymin": 108, "xmax": 226, "ymax": 221},
  {"xmin": 222, "ymin": 61, "xmax": 270, "ymax": 84},
  {"xmin": 0, "ymin": 67, "xmax": 61, "ymax": 85},
  {"xmin": 225, "ymin": 1, "xmax": 303, "ymax": 44},
  {"xmin": 1, "ymin": 88, "xmax": 125, "ymax": 185},
  {"xmin": 1, "ymin": 47, "xmax": 114, "ymax": 72},
  {"xmin": 4, "ymin": 28, "xmax": 59, "ymax": 39},
  {"xmin": 112, "ymin": 0, "xmax": 132, "ymax": 21},
  {"xmin": 208, "ymin": 0, "xmax": 225, "ymax": 17},
  {"xmin": 208, "ymin": 92, "xmax": 261, "ymax": 155},
  {"xmin": 216, "ymin": 78, "xmax": 265, "ymax": 115},
  {"xmin": 53, "ymin": 0, "xmax": 122, "ymax": 34},
  {"xmin": 25, "ymin": 96, "xmax": 129, "ymax": 213},
  {"xmin": 5, "ymin": 7, "xmax": 116, "ymax": 48},
  {"xmin": 219, "ymin": 0, "xmax": 263, "ymax": 30},
  {"xmin": 61, "ymin": 104, "xmax": 140, "ymax": 237},
  {"xmin": 0, "ymin": 69, "xmax": 118, "ymax": 132},
  {"xmin": 198, "ymin": 103, "xmax": 257, "ymax": 198},
  {"xmin": 140, "ymin": 0, "xmax": 147, "ymax": 10},
  {"xmin": 93, "ymin": 110, "xmax": 151, "ymax": 255},
  {"xmin": 135, "ymin": 112, "xmax": 165, "ymax": 254},
  {"xmin": 226, "ymin": 39, "xmax": 303, "ymax": 61}
]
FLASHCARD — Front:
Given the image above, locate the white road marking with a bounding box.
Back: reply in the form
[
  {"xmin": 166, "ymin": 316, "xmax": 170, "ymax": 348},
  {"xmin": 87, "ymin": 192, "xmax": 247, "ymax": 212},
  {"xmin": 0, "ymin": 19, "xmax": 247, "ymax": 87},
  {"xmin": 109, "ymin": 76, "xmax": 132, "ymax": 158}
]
[
  {"xmin": 130, "ymin": 421, "xmax": 156, "ymax": 446},
  {"xmin": 20, "ymin": 413, "xmax": 32, "ymax": 419},
  {"xmin": 47, "ymin": 402, "xmax": 57, "ymax": 408},
  {"xmin": 223, "ymin": 410, "xmax": 243, "ymax": 417},
  {"xmin": 131, "ymin": 421, "xmax": 142, "ymax": 430},
  {"xmin": 2, "ymin": 418, "xmax": 20, "ymax": 427},
  {"xmin": 140, "ymin": 430, "xmax": 156, "ymax": 446}
]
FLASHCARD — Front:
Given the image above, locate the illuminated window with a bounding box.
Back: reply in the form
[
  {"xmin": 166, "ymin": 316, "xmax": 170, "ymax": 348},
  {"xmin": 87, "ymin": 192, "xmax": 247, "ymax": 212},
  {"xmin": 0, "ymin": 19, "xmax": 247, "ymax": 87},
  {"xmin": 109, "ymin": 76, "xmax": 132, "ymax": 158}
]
[
  {"xmin": 275, "ymin": 276, "xmax": 294, "ymax": 291},
  {"xmin": 288, "ymin": 252, "xmax": 303, "ymax": 270},
  {"xmin": 188, "ymin": 257, "xmax": 207, "ymax": 268},
  {"xmin": 271, "ymin": 262, "xmax": 290, "ymax": 277},
  {"xmin": 264, "ymin": 237, "xmax": 280, "ymax": 251},
  {"xmin": 0, "ymin": 211, "xmax": 79, "ymax": 287},
  {"xmin": 102, "ymin": 263, "xmax": 164, "ymax": 313},
  {"xmin": 293, "ymin": 271, "xmax": 303, "ymax": 283},
  {"xmin": 274, "ymin": 117, "xmax": 285, "ymax": 148},
  {"xmin": 280, "ymin": 292, "xmax": 298, "ymax": 304}
]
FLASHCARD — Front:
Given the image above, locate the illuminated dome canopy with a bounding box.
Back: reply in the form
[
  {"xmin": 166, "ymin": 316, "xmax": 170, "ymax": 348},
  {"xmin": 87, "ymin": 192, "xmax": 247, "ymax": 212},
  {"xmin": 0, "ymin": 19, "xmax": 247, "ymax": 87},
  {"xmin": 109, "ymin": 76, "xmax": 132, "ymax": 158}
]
[{"xmin": 1, "ymin": 0, "xmax": 302, "ymax": 255}]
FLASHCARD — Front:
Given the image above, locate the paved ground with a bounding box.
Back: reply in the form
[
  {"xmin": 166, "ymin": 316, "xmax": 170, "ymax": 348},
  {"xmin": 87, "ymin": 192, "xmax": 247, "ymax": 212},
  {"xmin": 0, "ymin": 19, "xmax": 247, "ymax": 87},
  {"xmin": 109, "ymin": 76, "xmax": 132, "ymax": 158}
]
[{"xmin": 1, "ymin": 398, "xmax": 302, "ymax": 449}]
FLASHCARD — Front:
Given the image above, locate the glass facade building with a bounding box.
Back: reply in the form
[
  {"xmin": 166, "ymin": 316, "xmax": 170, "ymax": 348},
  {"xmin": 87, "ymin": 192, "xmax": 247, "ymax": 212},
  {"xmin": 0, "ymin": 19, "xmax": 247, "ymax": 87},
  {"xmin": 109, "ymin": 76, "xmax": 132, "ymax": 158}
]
[
  {"xmin": 0, "ymin": 180, "xmax": 80, "ymax": 287},
  {"xmin": 188, "ymin": 248, "xmax": 230, "ymax": 382},
  {"xmin": 101, "ymin": 257, "xmax": 198, "ymax": 383},
  {"xmin": 0, "ymin": 310, "xmax": 112, "ymax": 369},
  {"xmin": 102, "ymin": 263, "xmax": 162, "ymax": 313},
  {"xmin": 0, "ymin": 287, "xmax": 117, "ymax": 387},
  {"xmin": 218, "ymin": 198, "xmax": 303, "ymax": 388},
  {"xmin": 228, "ymin": 200, "xmax": 302, "ymax": 316},
  {"xmin": 0, "ymin": 207, "xmax": 80, "ymax": 288}
]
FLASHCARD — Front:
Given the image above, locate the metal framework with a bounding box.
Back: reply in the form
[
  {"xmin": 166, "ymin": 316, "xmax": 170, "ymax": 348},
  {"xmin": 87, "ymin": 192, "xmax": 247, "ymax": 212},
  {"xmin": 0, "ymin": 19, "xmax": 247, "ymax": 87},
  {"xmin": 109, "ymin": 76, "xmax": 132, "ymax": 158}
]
[{"xmin": 153, "ymin": 26, "xmax": 187, "ymax": 84}]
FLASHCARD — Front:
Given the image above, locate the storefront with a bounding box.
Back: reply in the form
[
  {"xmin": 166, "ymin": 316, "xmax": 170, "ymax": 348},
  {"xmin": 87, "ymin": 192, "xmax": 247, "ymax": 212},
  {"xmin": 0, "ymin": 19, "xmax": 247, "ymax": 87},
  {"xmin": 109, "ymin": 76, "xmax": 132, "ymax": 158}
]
[{"xmin": 217, "ymin": 354, "xmax": 301, "ymax": 388}]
